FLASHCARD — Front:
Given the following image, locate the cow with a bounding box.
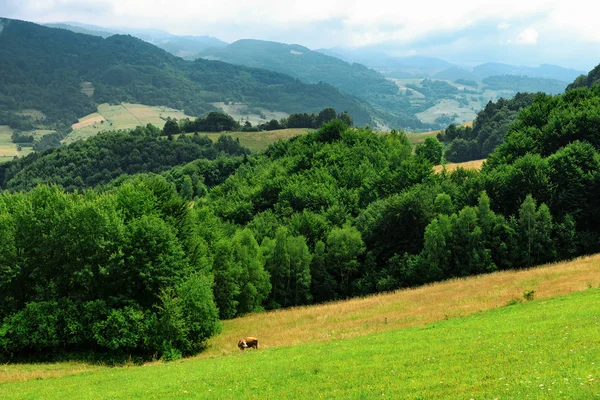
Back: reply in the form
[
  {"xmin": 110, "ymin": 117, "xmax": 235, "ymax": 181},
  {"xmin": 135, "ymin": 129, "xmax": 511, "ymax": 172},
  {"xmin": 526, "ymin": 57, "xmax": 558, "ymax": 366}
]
[{"xmin": 238, "ymin": 337, "xmax": 259, "ymax": 351}]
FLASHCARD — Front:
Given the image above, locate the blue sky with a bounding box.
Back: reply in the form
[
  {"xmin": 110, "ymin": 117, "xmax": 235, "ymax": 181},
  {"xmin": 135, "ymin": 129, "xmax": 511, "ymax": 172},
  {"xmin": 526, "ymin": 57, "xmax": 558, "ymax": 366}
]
[{"xmin": 1, "ymin": 0, "xmax": 599, "ymax": 70}]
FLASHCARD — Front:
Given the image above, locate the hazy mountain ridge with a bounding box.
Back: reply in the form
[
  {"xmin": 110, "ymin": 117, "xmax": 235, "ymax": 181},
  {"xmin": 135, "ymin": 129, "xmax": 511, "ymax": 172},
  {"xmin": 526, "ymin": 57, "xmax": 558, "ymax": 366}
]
[{"xmin": 44, "ymin": 21, "xmax": 228, "ymax": 58}]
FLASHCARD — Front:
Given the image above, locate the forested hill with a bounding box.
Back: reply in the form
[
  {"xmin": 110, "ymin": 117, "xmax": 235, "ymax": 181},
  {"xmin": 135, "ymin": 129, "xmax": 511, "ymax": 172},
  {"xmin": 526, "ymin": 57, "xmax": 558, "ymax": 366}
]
[
  {"xmin": 200, "ymin": 39, "xmax": 399, "ymax": 98},
  {"xmin": 199, "ymin": 39, "xmax": 427, "ymax": 129},
  {"xmin": 0, "ymin": 126, "xmax": 250, "ymax": 192},
  {"xmin": 0, "ymin": 18, "xmax": 372, "ymax": 129},
  {"xmin": 567, "ymin": 63, "xmax": 600, "ymax": 91}
]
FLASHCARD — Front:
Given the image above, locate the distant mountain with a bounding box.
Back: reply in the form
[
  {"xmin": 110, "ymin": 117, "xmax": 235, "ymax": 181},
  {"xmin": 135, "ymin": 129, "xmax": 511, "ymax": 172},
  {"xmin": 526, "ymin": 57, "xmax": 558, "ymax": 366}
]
[
  {"xmin": 472, "ymin": 63, "xmax": 584, "ymax": 82},
  {"xmin": 433, "ymin": 67, "xmax": 476, "ymax": 81},
  {"xmin": 482, "ymin": 75, "xmax": 567, "ymax": 95},
  {"xmin": 200, "ymin": 40, "xmax": 429, "ymax": 129},
  {"xmin": 44, "ymin": 22, "xmax": 228, "ymax": 59},
  {"xmin": 200, "ymin": 39, "xmax": 396, "ymax": 97},
  {"xmin": 0, "ymin": 18, "xmax": 372, "ymax": 129},
  {"xmin": 45, "ymin": 22, "xmax": 114, "ymax": 38},
  {"xmin": 316, "ymin": 48, "xmax": 455, "ymax": 78}
]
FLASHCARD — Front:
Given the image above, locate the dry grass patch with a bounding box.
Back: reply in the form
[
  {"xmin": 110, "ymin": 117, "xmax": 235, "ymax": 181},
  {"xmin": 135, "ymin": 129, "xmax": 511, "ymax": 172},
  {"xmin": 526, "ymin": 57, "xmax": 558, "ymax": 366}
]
[
  {"xmin": 434, "ymin": 158, "xmax": 486, "ymax": 173},
  {"xmin": 71, "ymin": 114, "xmax": 106, "ymax": 130},
  {"xmin": 201, "ymin": 254, "xmax": 600, "ymax": 357}
]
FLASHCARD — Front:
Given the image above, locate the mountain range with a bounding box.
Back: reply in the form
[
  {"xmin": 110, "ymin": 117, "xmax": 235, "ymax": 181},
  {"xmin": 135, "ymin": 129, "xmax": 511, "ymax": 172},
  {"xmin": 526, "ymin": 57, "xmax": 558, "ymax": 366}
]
[{"xmin": 0, "ymin": 18, "xmax": 372, "ymax": 130}]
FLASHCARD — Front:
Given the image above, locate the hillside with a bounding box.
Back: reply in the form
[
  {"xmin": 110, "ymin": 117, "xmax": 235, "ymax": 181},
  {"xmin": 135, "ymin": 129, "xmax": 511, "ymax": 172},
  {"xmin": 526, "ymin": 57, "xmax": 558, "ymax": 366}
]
[
  {"xmin": 0, "ymin": 18, "xmax": 373, "ymax": 132},
  {"xmin": 200, "ymin": 39, "xmax": 427, "ymax": 129},
  {"xmin": 1, "ymin": 256, "xmax": 598, "ymax": 398},
  {"xmin": 567, "ymin": 63, "xmax": 600, "ymax": 90}
]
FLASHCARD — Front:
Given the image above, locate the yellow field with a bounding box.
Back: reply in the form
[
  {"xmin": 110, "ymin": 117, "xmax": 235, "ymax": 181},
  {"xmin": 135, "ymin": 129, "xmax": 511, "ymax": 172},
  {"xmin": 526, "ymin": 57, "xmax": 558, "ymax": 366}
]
[
  {"xmin": 64, "ymin": 103, "xmax": 193, "ymax": 143},
  {"xmin": 1, "ymin": 253, "xmax": 598, "ymax": 384},
  {"xmin": 177, "ymin": 128, "xmax": 312, "ymax": 152},
  {"xmin": 434, "ymin": 158, "xmax": 486, "ymax": 173}
]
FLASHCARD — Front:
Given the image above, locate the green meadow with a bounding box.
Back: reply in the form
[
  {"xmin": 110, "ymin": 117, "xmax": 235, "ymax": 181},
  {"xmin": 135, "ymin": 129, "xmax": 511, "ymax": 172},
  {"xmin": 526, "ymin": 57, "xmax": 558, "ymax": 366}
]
[{"xmin": 1, "ymin": 286, "xmax": 598, "ymax": 399}]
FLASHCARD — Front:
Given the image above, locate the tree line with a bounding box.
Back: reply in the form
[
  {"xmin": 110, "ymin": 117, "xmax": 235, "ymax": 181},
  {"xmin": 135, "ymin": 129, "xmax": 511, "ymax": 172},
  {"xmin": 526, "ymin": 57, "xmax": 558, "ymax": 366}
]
[{"xmin": 159, "ymin": 108, "xmax": 354, "ymax": 136}]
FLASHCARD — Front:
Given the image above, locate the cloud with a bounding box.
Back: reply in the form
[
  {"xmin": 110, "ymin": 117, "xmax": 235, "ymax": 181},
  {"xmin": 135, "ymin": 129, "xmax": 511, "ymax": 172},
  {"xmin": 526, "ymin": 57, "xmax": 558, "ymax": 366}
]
[
  {"xmin": 498, "ymin": 22, "xmax": 510, "ymax": 30},
  {"xmin": 516, "ymin": 28, "xmax": 539, "ymax": 45}
]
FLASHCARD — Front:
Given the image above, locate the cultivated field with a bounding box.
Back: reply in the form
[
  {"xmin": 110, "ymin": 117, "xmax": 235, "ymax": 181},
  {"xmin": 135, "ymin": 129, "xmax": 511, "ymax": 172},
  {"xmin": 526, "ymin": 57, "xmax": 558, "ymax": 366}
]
[
  {"xmin": 64, "ymin": 103, "xmax": 193, "ymax": 143},
  {"xmin": 434, "ymin": 158, "xmax": 487, "ymax": 173},
  {"xmin": 1, "ymin": 254, "xmax": 599, "ymax": 396}
]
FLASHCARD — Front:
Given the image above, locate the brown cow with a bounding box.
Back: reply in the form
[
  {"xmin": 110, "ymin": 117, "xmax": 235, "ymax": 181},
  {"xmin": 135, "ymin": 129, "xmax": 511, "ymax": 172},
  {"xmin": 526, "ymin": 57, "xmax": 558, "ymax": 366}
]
[{"xmin": 238, "ymin": 337, "xmax": 258, "ymax": 350}]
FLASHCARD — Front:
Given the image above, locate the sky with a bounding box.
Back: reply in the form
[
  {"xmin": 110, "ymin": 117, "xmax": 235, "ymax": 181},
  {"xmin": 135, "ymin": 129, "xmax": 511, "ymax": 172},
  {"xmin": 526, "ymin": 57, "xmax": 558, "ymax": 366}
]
[{"xmin": 2, "ymin": 0, "xmax": 600, "ymax": 70}]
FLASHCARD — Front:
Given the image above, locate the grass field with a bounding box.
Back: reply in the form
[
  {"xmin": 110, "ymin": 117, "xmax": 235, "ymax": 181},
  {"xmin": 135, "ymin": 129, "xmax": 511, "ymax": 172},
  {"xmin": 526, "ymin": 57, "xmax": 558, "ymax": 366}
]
[
  {"xmin": 406, "ymin": 129, "xmax": 440, "ymax": 146},
  {"xmin": 1, "ymin": 282, "xmax": 598, "ymax": 398},
  {"xmin": 176, "ymin": 128, "xmax": 312, "ymax": 152},
  {"xmin": 405, "ymin": 121, "xmax": 473, "ymax": 147},
  {"xmin": 434, "ymin": 158, "xmax": 486, "ymax": 173},
  {"xmin": 64, "ymin": 103, "xmax": 194, "ymax": 143},
  {"xmin": 1, "ymin": 254, "xmax": 599, "ymax": 394},
  {"xmin": 416, "ymin": 98, "xmax": 479, "ymax": 125}
]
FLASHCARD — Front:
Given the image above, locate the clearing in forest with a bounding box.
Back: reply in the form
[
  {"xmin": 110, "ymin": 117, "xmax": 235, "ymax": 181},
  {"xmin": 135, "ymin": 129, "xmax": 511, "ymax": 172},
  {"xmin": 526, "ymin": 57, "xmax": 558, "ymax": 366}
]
[{"xmin": 434, "ymin": 158, "xmax": 486, "ymax": 173}]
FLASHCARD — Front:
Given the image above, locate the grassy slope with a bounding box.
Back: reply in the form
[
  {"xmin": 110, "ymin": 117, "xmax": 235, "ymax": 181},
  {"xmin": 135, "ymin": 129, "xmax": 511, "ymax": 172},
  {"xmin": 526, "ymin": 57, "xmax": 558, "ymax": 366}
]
[
  {"xmin": 1, "ymin": 288, "xmax": 598, "ymax": 398},
  {"xmin": 1, "ymin": 254, "xmax": 599, "ymax": 393},
  {"xmin": 0, "ymin": 125, "xmax": 35, "ymax": 163},
  {"xmin": 176, "ymin": 128, "xmax": 312, "ymax": 152}
]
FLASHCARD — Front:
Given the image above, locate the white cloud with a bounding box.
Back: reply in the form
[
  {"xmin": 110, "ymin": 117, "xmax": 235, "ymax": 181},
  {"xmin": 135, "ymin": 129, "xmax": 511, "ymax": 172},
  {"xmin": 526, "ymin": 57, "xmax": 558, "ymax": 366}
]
[
  {"xmin": 498, "ymin": 22, "xmax": 510, "ymax": 30},
  {"xmin": 516, "ymin": 28, "xmax": 539, "ymax": 45}
]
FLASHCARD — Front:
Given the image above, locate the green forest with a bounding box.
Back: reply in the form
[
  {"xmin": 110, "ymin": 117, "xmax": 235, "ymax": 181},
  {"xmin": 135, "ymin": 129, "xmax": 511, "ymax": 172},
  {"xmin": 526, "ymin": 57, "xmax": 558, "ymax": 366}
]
[{"xmin": 1, "ymin": 64, "xmax": 600, "ymax": 360}]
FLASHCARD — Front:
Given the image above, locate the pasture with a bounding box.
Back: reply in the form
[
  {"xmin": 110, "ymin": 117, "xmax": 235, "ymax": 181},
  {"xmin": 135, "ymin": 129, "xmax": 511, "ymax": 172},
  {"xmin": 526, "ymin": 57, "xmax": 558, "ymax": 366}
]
[
  {"xmin": 177, "ymin": 128, "xmax": 312, "ymax": 152},
  {"xmin": 64, "ymin": 103, "xmax": 193, "ymax": 143},
  {"xmin": 0, "ymin": 125, "xmax": 35, "ymax": 163},
  {"xmin": 1, "ymin": 254, "xmax": 599, "ymax": 397},
  {"xmin": 416, "ymin": 98, "xmax": 479, "ymax": 125},
  {"xmin": 1, "ymin": 286, "xmax": 598, "ymax": 398}
]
